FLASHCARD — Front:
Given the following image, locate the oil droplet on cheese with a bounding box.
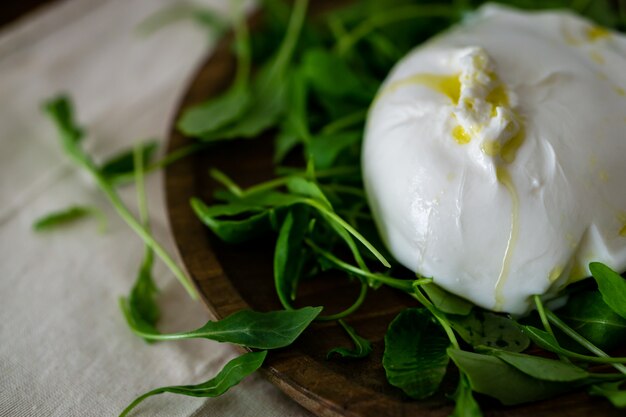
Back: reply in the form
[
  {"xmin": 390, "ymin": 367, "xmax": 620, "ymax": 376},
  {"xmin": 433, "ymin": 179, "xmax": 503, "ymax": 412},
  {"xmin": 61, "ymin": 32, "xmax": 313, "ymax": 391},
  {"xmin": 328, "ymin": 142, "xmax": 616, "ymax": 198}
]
[
  {"xmin": 494, "ymin": 166, "xmax": 520, "ymax": 310},
  {"xmin": 618, "ymin": 212, "xmax": 626, "ymax": 237},
  {"xmin": 615, "ymin": 87, "xmax": 626, "ymax": 97},
  {"xmin": 586, "ymin": 26, "xmax": 611, "ymax": 42},
  {"xmin": 590, "ymin": 50, "xmax": 605, "ymax": 65},
  {"xmin": 501, "ymin": 127, "xmax": 525, "ymax": 163},
  {"xmin": 383, "ymin": 73, "xmax": 461, "ymax": 104},
  {"xmin": 452, "ymin": 125, "xmax": 471, "ymax": 144},
  {"xmin": 482, "ymin": 140, "xmax": 501, "ymax": 156},
  {"xmin": 486, "ymin": 83, "xmax": 509, "ymax": 117},
  {"xmin": 548, "ymin": 265, "xmax": 563, "ymax": 283}
]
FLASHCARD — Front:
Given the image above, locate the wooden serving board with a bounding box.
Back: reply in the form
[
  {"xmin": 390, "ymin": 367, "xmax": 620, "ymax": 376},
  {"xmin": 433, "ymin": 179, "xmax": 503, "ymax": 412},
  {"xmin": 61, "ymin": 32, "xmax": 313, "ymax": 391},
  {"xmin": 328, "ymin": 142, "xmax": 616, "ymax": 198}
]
[{"xmin": 164, "ymin": 3, "xmax": 622, "ymax": 416}]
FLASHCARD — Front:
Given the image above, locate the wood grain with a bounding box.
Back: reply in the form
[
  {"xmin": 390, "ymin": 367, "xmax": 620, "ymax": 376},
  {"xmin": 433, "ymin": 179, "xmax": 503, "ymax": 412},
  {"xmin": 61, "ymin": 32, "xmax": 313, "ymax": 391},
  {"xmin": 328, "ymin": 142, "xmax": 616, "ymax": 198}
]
[{"xmin": 164, "ymin": 3, "xmax": 623, "ymax": 416}]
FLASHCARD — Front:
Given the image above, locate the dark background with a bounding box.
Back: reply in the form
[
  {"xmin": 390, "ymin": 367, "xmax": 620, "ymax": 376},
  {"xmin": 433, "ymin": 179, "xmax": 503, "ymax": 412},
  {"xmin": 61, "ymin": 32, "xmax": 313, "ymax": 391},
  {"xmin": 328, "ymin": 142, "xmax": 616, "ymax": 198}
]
[{"xmin": 0, "ymin": 1, "xmax": 58, "ymax": 28}]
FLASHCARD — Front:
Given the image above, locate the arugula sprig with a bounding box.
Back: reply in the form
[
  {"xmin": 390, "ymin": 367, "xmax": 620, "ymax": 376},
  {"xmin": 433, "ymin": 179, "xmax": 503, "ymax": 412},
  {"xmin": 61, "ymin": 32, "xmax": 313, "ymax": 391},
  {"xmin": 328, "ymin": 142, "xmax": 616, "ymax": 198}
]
[
  {"xmin": 40, "ymin": 0, "xmax": 626, "ymax": 415},
  {"xmin": 42, "ymin": 97, "xmax": 199, "ymax": 300},
  {"xmin": 119, "ymin": 145, "xmax": 161, "ymax": 341},
  {"xmin": 119, "ymin": 351, "xmax": 267, "ymax": 417},
  {"xmin": 33, "ymin": 205, "xmax": 106, "ymax": 232}
]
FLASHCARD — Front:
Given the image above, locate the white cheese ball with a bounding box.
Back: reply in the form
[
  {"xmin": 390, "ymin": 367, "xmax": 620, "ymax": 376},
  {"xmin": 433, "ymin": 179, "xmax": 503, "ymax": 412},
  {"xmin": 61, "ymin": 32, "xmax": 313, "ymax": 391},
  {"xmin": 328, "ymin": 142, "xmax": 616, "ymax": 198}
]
[{"xmin": 363, "ymin": 5, "xmax": 626, "ymax": 314}]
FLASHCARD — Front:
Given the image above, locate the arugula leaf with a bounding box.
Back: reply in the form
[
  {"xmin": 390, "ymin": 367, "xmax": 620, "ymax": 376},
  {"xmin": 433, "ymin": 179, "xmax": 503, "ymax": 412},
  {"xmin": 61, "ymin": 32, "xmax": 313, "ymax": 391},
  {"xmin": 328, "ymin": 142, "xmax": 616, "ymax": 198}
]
[
  {"xmin": 307, "ymin": 131, "xmax": 361, "ymax": 170},
  {"xmin": 521, "ymin": 325, "xmax": 626, "ymax": 364},
  {"xmin": 448, "ymin": 348, "xmax": 573, "ymax": 405},
  {"xmin": 191, "ymin": 197, "xmax": 274, "ymax": 243},
  {"xmin": 419, "ymin": 282, "xmax": 473, "ymax": 316},
  {"xmin": 302, "ymin": 48, "xmax": 377, "ymax": 102},
  {"xmin": 119, "ymin": 145, "xmax": 161, "ymax": 342},
  {"xmin": 33, "ymin": 205, "xmax": 105, "ymax": 232},
  {"xmin": 177, "ymin": 0, "xmax": 252, "ymax": 138},
  {"xmin": 122, "ymin": 305, "xmax": 322, "ymax": 349},
  {"xmin": 199, "ymin": 63, "xmax": 291, "ymax": 140},
  {"xmin": 557, "ymin": 290, "xmax": 626, "ymax": 351},
  {"xmin": 119, "ymin": 351, "xmax": 267, "ymax": 417},
  {"xmin": 100, "ymin": 141, "xmax": 158, "ymax": 181},
  {"xmin": 43, "ymin": 95, "xmax": 198, "ymax": 299},
  {"xmin": 286, "ymin": 177, "xmax": 332, "ymax": 209},
  {"xmin": 120, "ymin": 249, "xmax": 160, "ymax": 341},
  {"xmin": 42, "ymin": 96, "xmax": 84, "ymax": 149},
  {"xmin": 449, "ymin": 373, "xmax": 483, "ymax": 417},
  {"xmin": 190, "ymin": 0, "xmax": 309, "ymax": 142},
  {"xmin": 177, "ymin": 88, "xmax": 253, "ymax": 137},
  {"xmin": 202, "ymin": 171, "xmax": 390, "ymax": 267},
  {"xmin": 589, "ymin": 262, "xmax": 626, "ymax": 319},
  {"xmin": 383, "ymin": 308, "xmax": 450, "ymax": 399},
  {"xmin": 274, "ymin": 206, "xmax": 310, "ymax": 309},
  {"xmin": 448, "ymin": 310, "xmax": 529, "ymax": 352},
  {"xmin": 327, "ymin": 319, "xmax": 372, "ymax": 359},
  {"xmin": 589, "ymin": 381, "xmax": 626, "ymax": 408},
  {"xmin": 274, "ymin": 125, "xmax": 302, "ymax": 163},
  {"xmin": 488, "ymin": 350, "xmax": 590, "ymax": 382}
]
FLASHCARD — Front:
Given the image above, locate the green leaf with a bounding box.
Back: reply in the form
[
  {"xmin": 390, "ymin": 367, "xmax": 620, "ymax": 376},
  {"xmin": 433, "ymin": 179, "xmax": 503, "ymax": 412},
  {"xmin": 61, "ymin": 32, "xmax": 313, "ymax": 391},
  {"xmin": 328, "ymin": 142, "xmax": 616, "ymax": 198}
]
[
  {"xmin": 177, "ymin": 88, "xmax": 252, "ymax": 137},
  {"xmin": 383, "ymin": 308, "xmax": 450, "ymax": 399},
  {"xmin": 122, "ymin": 306, "xmax": 322, "ymax": 349},
  {"xmin": 449, "ymin": 373, "xmax": 483, "ymax": 417},
  {"xmin": 119, "ymin": 351, "xmax": 267, "ymax": 417},
  {"xmin": 589, "ymin": 381, "xmax": 626, "ymax": 408},
  {"xmin": 558, "ymin": 290, "xmax": 626, "ymax": 351},
  {"xmin": 420, "ymin": 283, "xmax": 473, "ymax": 316},
  {"xmin": 274, "ymin": 206, "xmax": 310, "ymax": 308},
  {"xmin": 589, "ymin": 262, "xmax": 626, "ymax": 319},
  {"xmin": 448, "ymin": 348, "xmax": 573, "ymax": 405},
  {"xmin": 489, "ymin": 350, "xmax": 590, "ymax": 382},
  {"xmin": 198, "ymin": 0, "xmax": 309, "ymax": 142},
  {"xmin": 286, "ymin": 177, "xmax": 332, "ymax": 208},
  {"xmin": 120, "ymin": 249, "xmax": 160, "ymax": 342},
  {"xmin": 42, "ymin": 96, "xmax": 84, "ymax": 149},
  {"xmin": 100, "ymin": 141, "xmax": 158, "ymax": 181},
  {"xmin": 201, "ymin": 66, "xmax": 289, "ymax": 141},
  {"xmin": 327, "ymin": 319, "xmax": 372, "ymax": 359},
  {"xmin": 33, "ymin": 205, "xmax": 105, "ymax": 232},
  {"xmin": 521, "ymin": 325, "xmax": 626, "ymax": 364},
  {"xmin": 191, "ymin": 197, "xmax": 274, "ymax": 243},
  {"xmin": 119, "ymin": 144, "xmax": 161, "ymax": 343},
  {"xmin": 448, "ymin": 311, "xmax": 529, "ymax": 352},
  {"xmin": 302, "ymin": 48, "xmax": 376, "ymax": 102},
  {"xmin": 43, "ymin": 95, "xmax": 199, "ymax": 300},
  {"xmin": 274, "ymin": 125, "xmax": 302, "ymax": 163},
  {"xmin": 307, "ymin": 131, "xmax": 361, "ymax": 170}
]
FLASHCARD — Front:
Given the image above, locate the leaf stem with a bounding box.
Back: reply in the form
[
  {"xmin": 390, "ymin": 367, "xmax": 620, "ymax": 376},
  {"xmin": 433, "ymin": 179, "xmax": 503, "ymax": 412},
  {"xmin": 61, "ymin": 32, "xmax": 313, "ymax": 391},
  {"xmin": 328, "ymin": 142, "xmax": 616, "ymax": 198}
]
[
  {"xmin": 305, "ymin": 199, "xmax": 390, "ymax": 268},
  {"xmin": 113, "ymin": 142, "xmax": 207, "ymax": 185},
  {"xmin": 97, "ymin": 173, "xmax": 198, "ymax": 299},
  {"xmin": 546, "ymin": 310, "xmax": 626, "ymax": 375},
  {"xmin": 270, "ymin": 0, "xmax": 309, "ymax": 78},
  {"xmin": 316, "ymin": 281, "xmax": 368, "ymax": 321},
  {"xmin": 134, "ymin": 144, "xmax": 149, "ymax": 226},
  {"xmin": 411, "ymin": 286, "xmax": 460, "ymax": 349},
  {"xmin": 320, "ymin": 109, "xmax": 368, "ymax": 135},
  {"xmin": 232, "ymin": 0, "xmax": 251, "ymax": 89},
  {"xmin": 119, "ymin": 390, "xmax": 158, "ymax": 417},
  {"xmin": 533, "ymin": 295, "xmax": 569, "ymax": 362},
  {"xmin": 305, "ymin": 239, "xmax": 411, "ymax": 291},
  {"xmin": 335, "ymin": 5, "xmax": 457, "ymax": 55}
]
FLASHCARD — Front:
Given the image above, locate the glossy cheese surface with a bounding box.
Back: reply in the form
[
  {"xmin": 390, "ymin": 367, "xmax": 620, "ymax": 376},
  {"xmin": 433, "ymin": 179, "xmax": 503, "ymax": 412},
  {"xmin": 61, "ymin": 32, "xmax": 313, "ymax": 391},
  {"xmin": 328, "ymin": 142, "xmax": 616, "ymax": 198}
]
[{"xmin": 363, "ymin": 5, "xmax": 626, "ymax": 313}]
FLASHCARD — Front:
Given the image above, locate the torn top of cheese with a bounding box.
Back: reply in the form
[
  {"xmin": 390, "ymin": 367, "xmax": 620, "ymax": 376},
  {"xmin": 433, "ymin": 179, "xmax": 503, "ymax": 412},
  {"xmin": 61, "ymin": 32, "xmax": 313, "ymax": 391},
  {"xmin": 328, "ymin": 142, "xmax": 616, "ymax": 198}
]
[{"xmin": 363, "ymin": 4, "xmax": 626, "ymax": 313}]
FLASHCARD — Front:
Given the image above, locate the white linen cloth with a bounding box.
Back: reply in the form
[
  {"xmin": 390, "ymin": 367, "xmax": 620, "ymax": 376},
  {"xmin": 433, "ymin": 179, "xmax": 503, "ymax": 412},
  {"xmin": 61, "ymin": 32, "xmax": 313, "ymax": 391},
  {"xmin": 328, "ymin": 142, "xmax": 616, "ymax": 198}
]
[{"xmin": 0, "ymin": 0, "xmax": 311, "ymax": 416}]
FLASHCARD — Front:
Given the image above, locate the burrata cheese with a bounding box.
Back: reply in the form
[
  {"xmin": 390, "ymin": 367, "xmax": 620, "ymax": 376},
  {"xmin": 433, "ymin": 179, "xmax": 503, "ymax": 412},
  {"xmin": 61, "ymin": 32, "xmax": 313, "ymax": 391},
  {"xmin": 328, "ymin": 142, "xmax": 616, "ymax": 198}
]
[{"xmin": 363, "ymin": 5, "xmax": 626, "ymax": 313}]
